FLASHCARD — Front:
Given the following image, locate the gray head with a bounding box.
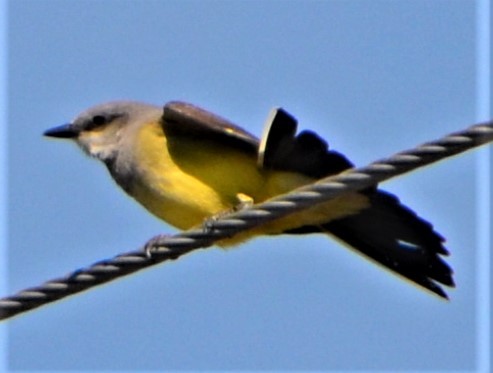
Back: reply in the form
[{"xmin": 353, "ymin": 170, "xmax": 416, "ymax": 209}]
[{"xmin": 44, "ymin": 101, "xmax": 163, "ymax": 161}]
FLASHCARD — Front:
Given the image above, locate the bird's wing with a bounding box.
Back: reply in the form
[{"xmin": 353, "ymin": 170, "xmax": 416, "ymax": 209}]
[
  {"xmin": 261, "ymin": 108, "xmax": 454, "ymax": 299},
  {"xmin": 258, "ymin": 108, "xmax": 353, "ymax": 178},
  {"xmin": 162, "ymin": 101, "xmax": 259, "ymax": 154}
]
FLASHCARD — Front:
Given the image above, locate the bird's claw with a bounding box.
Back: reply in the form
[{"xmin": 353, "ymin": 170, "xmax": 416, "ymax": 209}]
[
  {"xmin": 142, "ymin": 234, "xmax": 170, "ymax": 258},
  {"xmin": 203, "ymin": 193, "xmax": 254, "ymax": 233}
]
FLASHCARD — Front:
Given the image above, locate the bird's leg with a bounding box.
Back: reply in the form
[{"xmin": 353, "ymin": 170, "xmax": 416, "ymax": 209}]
[
  {"xmin": 202, "ymin": 193, "xmax": 254, "ymax": 232},
  {"xmin": 233, "ymin": 193, "xmax": 255, "ymax": 211}
]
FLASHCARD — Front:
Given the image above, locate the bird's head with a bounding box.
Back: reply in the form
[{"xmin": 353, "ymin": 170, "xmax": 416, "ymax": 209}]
[{"xmin": 44, "ymin": 101, "xmax": 162, "ymax": 162}]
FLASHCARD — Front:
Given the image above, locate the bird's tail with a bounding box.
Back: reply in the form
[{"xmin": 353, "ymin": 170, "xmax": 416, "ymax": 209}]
[{"xmin": 288, "ymin": 190, "xmax": 455, "ymax": 299}]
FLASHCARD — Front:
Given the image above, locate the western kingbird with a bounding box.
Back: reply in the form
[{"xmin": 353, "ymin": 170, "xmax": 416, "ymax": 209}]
[{"xmin": 44, "ymin": 101, "xmax": 454, "ymax": 298}]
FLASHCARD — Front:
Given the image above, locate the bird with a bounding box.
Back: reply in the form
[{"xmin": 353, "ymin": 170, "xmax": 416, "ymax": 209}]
[{"xmin": 44, "ymin": 100, "xmax": 454, "ymax": 299}]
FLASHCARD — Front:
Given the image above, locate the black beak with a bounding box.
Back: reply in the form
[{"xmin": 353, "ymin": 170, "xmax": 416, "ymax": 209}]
[{"xmin": 43, "ymin": 123, "xmax": 79, "ymax": 139}]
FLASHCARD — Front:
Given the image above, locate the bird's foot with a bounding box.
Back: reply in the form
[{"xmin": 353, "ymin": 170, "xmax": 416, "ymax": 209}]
[
  {"xmin": 142, "ymin": 234, "xmax": 171, "ymax": 258},
  {"xmin": 203, "ymin": 193, "xmax": 254, "ymax": 233},
  {"xmin": 233, "ymin": 193, "xmax": 255, "ymax": 211}
]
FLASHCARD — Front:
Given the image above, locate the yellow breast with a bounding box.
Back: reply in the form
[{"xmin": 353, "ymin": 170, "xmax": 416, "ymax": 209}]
[
  {"xmin": 131, "ymin": 121, "xmax": 264, "ymax": 229},
  {"xmin": 128, "ymin": 121, "xmax": 369, "ymax": 244}
]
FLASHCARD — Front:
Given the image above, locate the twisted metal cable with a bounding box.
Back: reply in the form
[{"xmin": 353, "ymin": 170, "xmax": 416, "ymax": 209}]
[{"xmin": 1, "ymin": 120, "xmax": 492, "ymax": 320}]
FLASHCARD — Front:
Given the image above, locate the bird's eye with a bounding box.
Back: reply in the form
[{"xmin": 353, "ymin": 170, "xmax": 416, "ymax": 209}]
[
  {"xmin": 92, "ymin": 115, "xmax": 107, "ymax": 126},
  {"xmin": 85, "ymin": 115, "xmax": 107, "ymax": 131}
]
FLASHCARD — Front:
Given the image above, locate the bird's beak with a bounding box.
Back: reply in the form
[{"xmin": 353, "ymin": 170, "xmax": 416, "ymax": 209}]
[{"xmin": 43, "ymin": 123, "xmax": 79, "ymax": 139}]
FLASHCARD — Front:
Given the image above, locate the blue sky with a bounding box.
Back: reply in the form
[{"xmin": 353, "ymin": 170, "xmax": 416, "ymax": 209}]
[{"xmin": 3, "ymin": 0, "xmax": 492, "ymax": 371}]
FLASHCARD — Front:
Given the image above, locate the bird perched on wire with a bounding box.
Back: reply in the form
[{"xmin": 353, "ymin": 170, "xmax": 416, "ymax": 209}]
[{"xmin": 44, "ymin": 101, "xmax": 454, "ymax": 299}]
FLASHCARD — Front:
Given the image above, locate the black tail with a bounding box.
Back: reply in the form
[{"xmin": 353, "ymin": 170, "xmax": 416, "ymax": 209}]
[
  {"xmin": 320, "ymin": 190, "xmax": 454, "ymax": 299},
  {"xmin": 260, "ymin": 108, "xmax": 454, "ymax": 298}
]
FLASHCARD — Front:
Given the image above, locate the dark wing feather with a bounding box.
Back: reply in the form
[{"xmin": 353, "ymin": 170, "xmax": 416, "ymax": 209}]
[
  {"xmin": 258, "ymin": 108, "xmax": 352, "ymax": 178},
  {"xmin": 162, "ymin": 101, "xmax": 259, "ymax": 154}
]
